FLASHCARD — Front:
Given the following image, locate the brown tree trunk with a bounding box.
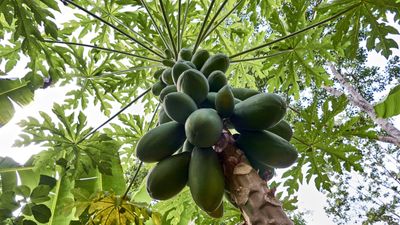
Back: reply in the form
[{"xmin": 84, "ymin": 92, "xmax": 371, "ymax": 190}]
[{"xmin": 215, "ymin": 130, "xmax": 294, "ymax": 225}]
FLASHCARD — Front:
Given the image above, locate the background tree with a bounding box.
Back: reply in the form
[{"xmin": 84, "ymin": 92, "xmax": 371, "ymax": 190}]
[{"xmin": 0, "ymin": 0, "xmax": 399, "ymax": 224}]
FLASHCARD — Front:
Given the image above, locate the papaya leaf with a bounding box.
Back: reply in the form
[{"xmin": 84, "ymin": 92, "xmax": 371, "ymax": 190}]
[
  {"xmin": 374, "ymin": 84, "xmax": 400, "ymax": 118},
  {"xmin": 31, "ymin": 204, "xmax": 51, "ymax": 223}
]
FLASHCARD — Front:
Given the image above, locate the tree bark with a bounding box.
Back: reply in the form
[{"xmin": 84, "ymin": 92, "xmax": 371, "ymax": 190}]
[
  {"xmin": 324, "ymin": 63, "xmax": 400, "ymax": 147},
  {"xmin": 215, "ymin": 130, "xmax": 293, "ymax": 225}
]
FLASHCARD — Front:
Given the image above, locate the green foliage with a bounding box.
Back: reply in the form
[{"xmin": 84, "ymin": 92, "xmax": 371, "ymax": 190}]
[{"xmin": 374, "ymin": 84, "xmax": 400, "ymax": 118}]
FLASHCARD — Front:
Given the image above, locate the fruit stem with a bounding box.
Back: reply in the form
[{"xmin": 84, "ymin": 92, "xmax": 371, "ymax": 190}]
[
  {"xmin": 61, "ymin": 0, "xmax": 165, "ymax": 59},
  {"xmin": 229, "ymin": 3, "xmax": 360, "ymax": 59},
  {"xmin": 42, "ymin": 40, "xmax": 163, "ymax": 63}
]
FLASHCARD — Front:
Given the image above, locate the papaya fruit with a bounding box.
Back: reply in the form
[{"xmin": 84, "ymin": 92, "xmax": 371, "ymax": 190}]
[
  {"xmin": 182, "ymin": 139, "xmax": 194, "ymax": 152},
  {"xmin": 178, "ymin": 48, "xmax": 193, "ymax": 61},
  {"xmin": 230, "ymin": 93, "xmax": 287, "ymax": 131},
  {"xmin": 208, "ymin": 71, "xmax": 227, "ymax": 92},
  {"xmin": 215, "ymin": 85, "xmax": 234, "ymax": 118},
  {"xmin": 246, "ymin": 155, "xmax": 275, "ymax": 180},
  {"xmin": 162, "ymin": 59, "xmax": 175, "ymax": 67},
  {"xmin": 163, "ymin": 92, "xmax": 197, "ymax": 124},
  {"xmin": 177, "ymin": 69, "xmax": 209, "ymax": 104},
  {"xmin": 159, "ymin": 85, "xmax": 177, "ymax": 102},
  {"xmin": 236, "ymin": 130, "xmax": 298, "ymax": 168},
  {"xmin": 158, "ymin": 107, "xmax": 172, "ymax": 124},
  {"xmin": 231, "ymin": 87, "xmax": 259, "ymax": 100},
  {"xmin": 207, "ymin": 203, "xmax": 223, "ymax": 218},
  {"xmin": 199, "ymin": 92, "xmax": 216, "ymax": 109},
  {"xmin": 136, "ymin": 121, "xmax": 186, "ymax": 162},
  {"xmin": 185, "ymin": 108, "xmax": 223, "ymax": 148},
  {"xmin": 266, "ymin": 120, "xmax": 293, "ymax": 141},
  {"xmin": 146, "ymin": 152, "xmax": 190, "ymax": 200},
  {"xmin": 161, "ymin": 68, "xmax": 174, "ymax": 85},
  {"xmin": 189, "ymin": 147, "xmax": 224, "ymax": 212},
  {"xmin": 165, "ymin": 49, "xmax": 173, "ymax": 59},
  {"xmin": 184, "ymin": 61, "xmax": 197, "ymax": 69},
  {"xmin": 200, "ymin": 53, "xmax": 230, "ymax": 77},
  {"xmin": 172, "ymin": 62, "xmax": 191, "ymax": 84},
  {"xmin": 152, "ymin": 81, "xmax": 166, "ymax": 96},
  {"xmin": 153, "ymin": 69, "xmax": 165, "ymax": 80},
  {"xmin": 191, "ymin": 49, "xmax": 210, "ymax": 70}
]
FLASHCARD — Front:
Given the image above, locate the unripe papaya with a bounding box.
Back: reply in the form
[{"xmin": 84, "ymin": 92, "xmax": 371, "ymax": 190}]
[
  {"xmin": 183, "ymin": 139, "xmax": 194, "ymax": 152},
  {"xmin": 153, "ymin": 69, "xmax": 165, "ymax": 80},
  {"xmin": 189, "ymin": 147, "xmax": 224, "ymax": 212},
  {"xmin": 165, "ymin": 49, "xmax": 173, "ymax": 59},
  {"xmin": 199, "ymin": 92, "xmax": 217, "ymax": 109},
  {"xmin": 177, "ymin": 69, "xmax": 209, "ymax": 104},
  {"xmin": 158, "ymin": 107, "xmax": 172, "ymax": 124},
  {"xmin": 146, "ymin": 152, "xmax": 190, "ymax": 200},
  {"xmin": 191, "ymin": 49, "xmax": 210, "ymax": 70},
  {"xmin": 208, "ymin": 71, "xmax": 227, "ymax": 92},
  {"xmin": 164, "ymin": 92, "xmax": 197, "ymax": 124},
  {"xmin": 159, "ymin": 85, "xmax": 177, "ymax": 102},
  {"xmin": 236, "ymin": 130, "xmax": 298, "ymax": 168},
  {"xmin": 231, "ymin": 93, "xmax": 286, "ymax": 131},
  {"xmin": 216, "ymin": 85, "xmax": 234, "ymax": 118},
  {"xmin": 162, "ymin": 68, "xmax": 174, "ymax": 85},
  {"xmin": 152, "ymin": 81, "xmax": 166, "ymax": 96},
  {"xmin": 231, "ymin": 87, "xmax": 259, "ymax": 100},
  {"xmin": 246, "ymin": 155, "xmax": 275, "ymax": 180},
  {"xmin": 162, "ymin": 59, "xmax": 175, "ymax": 67},
  {"xmin": 179, "ymin": 48, "xmax": 193, "ymax": 61},
  {"xmin": 207, "ymin": 203, "xmax": 223, "ymax": 218},
  {"xmin": 184, "ymin": 61, "xmax": 196, "ymax": 69},
  {"xmin": 172, "ymin": 62, "xmax": 191, "ymax": 84},
  {"xmin": 200, "ymin": 53, "xmax": 230, "ymax": 77},
  {"xmin": 136, "ymin": 121, "xmax": 185, "ymax": 162},
  {"xmin": 267, "ymin": 120, "xmax": 293, "ymax": 141},
  {"xmin": 185, "ymin": 109, "xmax": 223, "ymax": 148}
]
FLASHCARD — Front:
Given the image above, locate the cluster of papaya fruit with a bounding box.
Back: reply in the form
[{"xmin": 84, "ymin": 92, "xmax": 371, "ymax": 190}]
[{"xmin": 136, "ymin": 48, "xmax": 298, "ymax": 217}]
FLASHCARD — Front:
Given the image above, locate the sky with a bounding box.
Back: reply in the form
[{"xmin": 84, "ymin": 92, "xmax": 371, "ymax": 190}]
[{"xmin": 1, "ymin": 5, "xmax": 400, "ymax": 225}]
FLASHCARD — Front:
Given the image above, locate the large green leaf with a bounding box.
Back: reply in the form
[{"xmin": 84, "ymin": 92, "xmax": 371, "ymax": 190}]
[
  {"xmin": 0, "ymin": 79, "xmax": 34, "ymax": 127},
  {"xmin": 374, "ymin": 84, "xmax": 400, "ymax": 118}
]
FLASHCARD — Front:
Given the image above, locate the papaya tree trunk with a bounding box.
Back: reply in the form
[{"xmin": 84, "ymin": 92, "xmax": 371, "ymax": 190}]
[{"xmin": 215, "ymin": 130, "xmax": 293, "ymax": 225}]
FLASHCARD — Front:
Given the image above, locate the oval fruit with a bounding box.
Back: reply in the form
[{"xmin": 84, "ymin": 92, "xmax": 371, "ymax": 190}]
[
  {"xmin": 236, "ymin": 130, "xmax": 298, "ymax": 168},
  {"xmin": 200, "ymin": 53, "xmax": 230, "ymax": 77},
  {"xmin": 231, "ymin": 87, "xmax": 259, "ymax": 100},
  {"xmin": 207, "ymin": 203, "xmax": 223, "ymax": 218},
  {"xmin": 177, "ymin": 69, "xmax": 209, "ymax": 104},
  {"xmin": 215, "ymin": 85, "xmax": 234, "ymax": 118},
  {"xmin": 200, "ymin": 92, "xmax": 216, "ymax": 109},
  {"xmin": 179, "ymin": 48, "xmax": 193, "ymax": 61},
  {"xmin": 158, "ymin": 107, "xmax": 172, "ymax": 124},
  {"xmin": 184, "ymin": 61, "xmax": 197, "ymax": 69},
  {"xmin": 147, "ymin": 152, "xmax": 191, "ymax": 200},
  {"xmin": 231, "ymin": 93, "xmax": 287, "ymax": 131},
  {"xmin": 185, "ymin": 109, "xmax": 223, "ymax": 148},
  {"xmin": 208, "ymin": 71, "xmax": 227, "ymax": 92},
  {"xmin": 191, "ymin": 49, "xmax": 210, "ymax": 70},
  {"xmin": 266, "ymin": 120, "xmax": 293, "ymax": 141},
  {"xmin": 153, "ymin": 69, "xmax": 165, "ymax": 79},
  {"xmin": 136, "ymin": 121, "xmax": 185, "ymax": 162},
  {"xmin": 164, "ymin": 92, "xmax": 197, "ymax": 124},
  {"xmin": 152, "ymin": 81, "xmax": 166, "ymax": 96},
  {"xmin": 162, "ymin": 59, "xmax": 175, "ymax": 67},
  {"xmin": 159, "ymin": 85, "xmax": 177, "ymax": 102},
  {"xmin": 172, "ymin": 62, "xmax": 192, "ymax": 84},
  {"xmin": 189, "ymin": 147, "xmax": 224, "ymax": 212},
  {"xmin": 246, "ymin": 155, "xmax": 275, "ymax": 180},
  {"xmin": 161, "ymin": 68, "xmax": 174, "ymax": 85}
]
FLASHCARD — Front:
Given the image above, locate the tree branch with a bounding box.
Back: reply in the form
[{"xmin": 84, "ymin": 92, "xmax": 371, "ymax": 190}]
[{"xmin": 324, "ymin": 63, "xmax": 400, "ymax": 147}]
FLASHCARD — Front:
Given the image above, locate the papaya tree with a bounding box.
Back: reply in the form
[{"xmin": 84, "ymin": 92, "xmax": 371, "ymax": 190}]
[{"xmin": 0, "ymin": 0, "xmax": 399, "ymax": 224}]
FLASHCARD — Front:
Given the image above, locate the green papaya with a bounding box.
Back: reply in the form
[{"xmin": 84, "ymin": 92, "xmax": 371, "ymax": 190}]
[
  {"xmin": 162, "ymin": 68, "xmax": 174, "ymax": 85},
  {"xmin": 208, "ymin": 71, "xmax": 227, "ymax": 92},
  {"xmin": 200, "ymin": 53, "xmax": 230, "ymax": 77},
  {"xmin": 266, "ymin": 120, "xmax": 293, "ymax": 141},
  {"xmin": 179, "ymin": 48, "xmax": 193, "ymax": 61},
  {"xmin": 200, "ymin": 92, "xmax": 216, "ymax": 109},
  {"xmin": 215, "ymin": 85, "xmax": 234, "ymax": 118},
  {"xmin": 146, "ymin": 152, "xmax": 190, "ymax": 200},
  {"xmin": 162, "ymin": 59, "xmax": 175, "ymax": 67},
  {"xmin": 153, "ymin": 69, "xmax": 165, "ymax": 80},
  {"xmin": 231, "ymin": 93, "xmax": 287, "ymax": 131},
  {"xmin": 207, "ymin": 203, "xmax": 223, "ymax": 218},
  {"xmin": 184, "ymin": 61, "xmax": 197, "ymax": 69},
  {"xmin": 165, "ymin": 49, "xmax": 173, "ymax": 59},
  {"xmin": 177, "ymin": 69, "xmax": 209, "ymax": 104},
  {"xmin": 189, "ymin": 147, "xmax": 224, "ymax": 212},
  {"xmin": 159, "ymin": 85, "xmax": 177, "ymax": 102},
  {"xmin": 172, "ymin": 62, "xmax": 192, "ymax": 84},
  {"xmin": 231, "ymin": 87, "xmax": 259, "ymax": 100},
  {"xmin": 152, "ymin": 81, "xmax": 166, "ymax": 96},
  {"xmin": 136, "ymin": 121, "xmax": 185, "ymax": 162},
  {"xmin": 182, "ymin": 139, "xmax": 194, "ymax": 152},
  {"xmin": 236, "ymin": 130, "xmax": 298, "ymax": 168},
  {"xmin": 185, "ymin": 109, "xmax": 223, "ymax": 148},
  {"xmin": 191, "ymin": 49, "xmax": 210, "ymax": 70},
  {"xmin": 164, "ymin": 92, "xmax": 197, "ymax": 124},
  {"xmin": 246, "ymin": 155, "xmax": 275, "ymax": 180},
  {"xmin": 158, "ymin": 107, "xmax": 172, "ymax": 124}
]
